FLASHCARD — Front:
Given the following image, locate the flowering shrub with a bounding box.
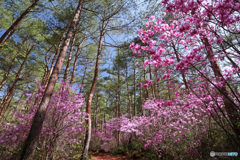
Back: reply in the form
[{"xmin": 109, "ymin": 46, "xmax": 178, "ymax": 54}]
[{"xmin": 0, "ymin": 81, "xmax": 86, "ymax": 159}]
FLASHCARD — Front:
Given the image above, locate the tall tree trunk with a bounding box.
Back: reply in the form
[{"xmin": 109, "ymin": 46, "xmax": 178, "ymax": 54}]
[
  {"xmin": 70, "ymin": 38, "xmax": 85, "ymax": 87},
  {"xmin": 81, "ymin": 16, "xmax": 105, "ymax": 160},
  {"xmin": 0, "ymin": 0, "xmax": 39, "ymax": 49},
  {"xmin": 202, "ymin": 37, "xmax": 240, "ymax": 142},
  {"xmin": 126, "ymin": 66, "xmax": 132, "ymax": 119},
  {"xmin": 63, "ymin": 19, "xmax": 80, "ymax": 81},
  {"xmin": 20, "ymin": 1, "xmax": 84, "ymax": 159},
  {"xmin": 117, "ymin": 50, "xmax": 121, "ymax": 146},
  {"xmin": 133, "ymin": 59, "xmax": 137, "ymax": 117},
  {"xmin": 0, "ymin": 40, "xmax": 27, "ymax": 91},
  {"xmin": 34, "ymin": 47, "xmax": 53, "ymax": 105},
  {"xmin": 46, "ymin": 28, "xmax": 68, "ymax": 87},
  {"xmin": 0, "ymin": 45, "xmax": 33, "ymax": 119}
]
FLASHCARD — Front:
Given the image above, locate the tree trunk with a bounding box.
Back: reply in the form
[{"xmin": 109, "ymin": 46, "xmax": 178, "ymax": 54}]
[
  {"xmin": 0, "ymin": 39, "xmax": 27, "ymax": 91},
  {"xmin": 133, "ymin": 59, "xmax": 137, "ymax": 117},
  {"xmin": 126, "ymin": 66, "xmax": 132, "ymax": 119},
  {"xmin": 0, "ymin": 45, "xmax": 33, "ymax": 119},
  {"xmin": 63, "ymin": 20, "xmax": 80, "ymax": 81},
  {"xmin": 46, "ymin": 28, "xmax": 68, "ymax": 87},
  {"xmin": 70, "ymin": 38, "xmax": 85, "ymax": 87},
  {"xmin": 20, "ymin": 1, "xmax": 83, "ymax": 159},
  {"xmin": 202, "ymin": 37, "xmax": 240, "ymax": 142},
  {"xmin": 0, "ymin": 0, "xmax": 39, "ymax": 49},
  {"xmin": 81, "ymin": 15, "xmax": 105, "ymax": 160},
  {"xmin": 117, "ymin": 51, "xmax": 121, "ymax": 146},
  {"xmin": 34, "ymin": 47, "xmax": 54, "ymax": 105}
]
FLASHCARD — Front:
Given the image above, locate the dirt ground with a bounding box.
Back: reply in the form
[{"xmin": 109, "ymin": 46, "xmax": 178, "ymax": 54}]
[{"xmin": 91, "ymin": 152, "xmax": 133, "ymax": 160}]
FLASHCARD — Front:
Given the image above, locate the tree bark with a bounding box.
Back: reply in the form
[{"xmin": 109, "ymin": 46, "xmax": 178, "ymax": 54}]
[
  {"xmin": 202, "ymin": 37, "xmax": 240, "ymax": 142},
  {"xmin": 46, "ymin": 28, "xmax": 68, "ymax": 87},
  {"xmin": 20, "ymin": 1, "xmax": 83, "ymax": 159},
  {"xmin": 70, "ymin": 38, "xmax": 85, "ymax": 87},
  {"xmin": 63, "ymin": 19, "xmax": 80, "ymax": 81},
  {"xmin": 0, "ymin": 45, "xmax": 33, "ymax": 119},
  {"xmin": 81, "ymin": 15, "xmax": 105, "ymax": 160},
  {"xmin": 133, "ymin": 59, "xmax": 137, "ymax": 117},
  {"xmin": 126, "ymin": 66, "xmax": 132, "ymax": 119},
  {"xmin": 34, "ymin": 46, "xmax": 54, "ymax": 105},
  {"xmin": 0, "ymin": 40, "xmax": 27, "ymax": 91},
  {"xmin": 0, "ymin": 0, "xmax": 39, "ymax": 49}
]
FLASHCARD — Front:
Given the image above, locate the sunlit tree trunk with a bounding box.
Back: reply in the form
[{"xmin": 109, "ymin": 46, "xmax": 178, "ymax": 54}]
[
  {"xmin": 0, "ymin": 0, "xmax": 39, "ymax": 49},
  {"xmin": 20, "ymin": 1, "xmax": 84, "ymax": 159},
  {"xmin": 63, "ymin": 20, "xmax": 80, "ymax": 81},
  {"xmin": 81, "ymin": 14, "xmax": 105, "ymax": 160},
  {"xmin": 46, "ymin": 28, "xmax": 68, "ymax": 87}
]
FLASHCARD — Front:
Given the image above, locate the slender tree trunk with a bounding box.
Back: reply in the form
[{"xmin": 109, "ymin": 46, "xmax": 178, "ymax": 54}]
[
  {"xmin": 0, "ymin": 0, "xmax": 39, "ymax": 49},
  {"xmin": 133, "ymin": 59, "xmax": 137, "ymax": 117},
  {"xmin": 117, "ymin": 51, "xmax": 121, "ymax": 146},
  {"xmin": 70, "ymin": 38, "xmax": 85, "ymax": 87},
  {"xmin": 81, "ymin": 16, "xmax": 105, "ymax": 160},
  {"xmin": 34, "ymin": 47, "xmax": 53, "ymax": 105},
  {"xmin": 0, "ymin": 40, "xmax": 27, "ymax": 91},
  {"xmin": 46, "ymin": 28, "xmax": 68, "ymax": 87},
  {"xmin": 0, "ymin": 45, "xmax": 33, "ymax": 119},
  {"xmin": 20, "ymin": 1, "xmax": 84, "ymax": 159},
  {"xmin": 202, "ymin": 37, "xmax": 240, "ymax": 141},
  {"xmin": 63, "ymin": 20, "xmax": 80, "ymax": 81},
  {"xmin": 126, "ymin": 66, "xmax": 132, "ymax": 119}
]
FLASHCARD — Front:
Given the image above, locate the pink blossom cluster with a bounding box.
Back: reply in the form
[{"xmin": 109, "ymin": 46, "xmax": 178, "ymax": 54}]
[{"xmin": 0, "ymin": 81, "xmax": 86, "ymax": 159}]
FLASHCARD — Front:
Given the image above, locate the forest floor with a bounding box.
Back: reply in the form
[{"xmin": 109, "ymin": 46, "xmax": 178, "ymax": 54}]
[{"xmin": 91, "ymin": 152, "xmax": 133, "ymax": 160}]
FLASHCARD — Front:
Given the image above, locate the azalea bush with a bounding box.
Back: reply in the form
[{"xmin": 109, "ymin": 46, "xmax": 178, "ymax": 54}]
[
  {"xmin": 0, "ymin": 81, "xmax": 86, "ymax": 159},
  {"xmin": 92, "ymin": 0, "xmax": 240, "ymax": 159}
]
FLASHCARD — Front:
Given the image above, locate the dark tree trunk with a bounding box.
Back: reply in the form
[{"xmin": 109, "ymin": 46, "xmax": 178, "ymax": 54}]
[
  {"xmin": 133, "ymin": 59, "xmax": 137, "ymax": 117},
  {"xmin": 0, "ymin": 45, "xmax": 33, "ymax": 119},
  {"xmin": 0, "ymin": 0, "xmax": 39, "ymax": 49},
  {"xmin": 126, "ymin": 66, "xmax": 132, "ymax": 119},
  {"xmin": 20, "ymin": 1, "xmax": 84, "ymax": 159}
]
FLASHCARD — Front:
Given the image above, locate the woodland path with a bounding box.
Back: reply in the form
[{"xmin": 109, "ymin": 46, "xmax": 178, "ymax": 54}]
[{"xmin": 92, "ymin": 152, "xmax": 133, "ymax": 160}]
